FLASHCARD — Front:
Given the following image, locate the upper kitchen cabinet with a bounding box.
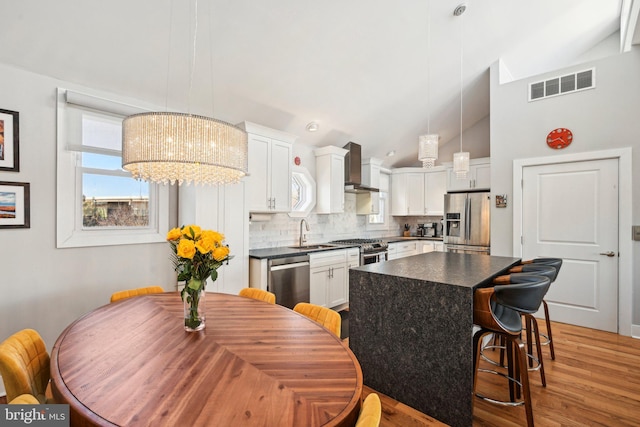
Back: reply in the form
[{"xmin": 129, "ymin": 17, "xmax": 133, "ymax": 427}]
[
  {"xmin": 239, "ymin": 121, "xmax": 296, "ymax": 213},
  {"xmin": 356, "ymin": 157, "xmax": 383, "ymax": 215},
  {"xmin": 391, "ymin": 167, "xmax": 447, "ymax": 216},
  {"xmin": 424, "ymin": 169, "xmax": 446, "ymax": 215},
  {"xmin": 314, "ymin": 146, "xmax": 348, "ymax": 214},
  {"xmin": 391, "ymin": 171, "xmax": 424, "ymax": 216},
  {"xmin": 446, "ymin": 157, "xmax": 491, "ymax": 192}
]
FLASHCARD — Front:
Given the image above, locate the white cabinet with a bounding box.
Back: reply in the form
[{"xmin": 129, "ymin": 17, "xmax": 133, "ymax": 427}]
[
  {"xmin": 421, "ymin": 241, "xmax": 444, "ymax": 253},
  {"xmin": 310, "ymin": 249, "xmax": 348, "ymax": 308},
  {"xmin": 356, "ymin": 192, "xmax": 379, "ymax": 215},
  {"xmin": 356, "ymin": 158, "xmax": 383, "ymax": 215},
  {"xmin": 391, "ymin": 172, "xmax": 424, "ymax": 216},
  {"xmin": 315, "ymin": 146, "xmax": 348, "ymax": 214},
  {"xmin": 387, "ymin": 241, "xmax": 418, "ymax": 260},
  {"xmin": 347, "ymin": 247, "xmax": 360, "ymax": 269},
  {"xmin": 424, "ymin": 170, "xmax": 447, "ymax": 216},
  {"xmin": 447, "ymin": 158, "xmax": 491, "ymax": 192},
  {"xmin": 392, "ymin": 167, "xmax": 447, "ymax": 216},
  {"xmin": 178, "ymin": 182, "xmax": 249, "ymax": 295},
  {"xmin": 240, "ymin": 121, "xmax": 296, "ymax": 213}
]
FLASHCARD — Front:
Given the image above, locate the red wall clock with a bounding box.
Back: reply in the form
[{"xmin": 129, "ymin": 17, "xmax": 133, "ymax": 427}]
[{"xmin": 547, "ymin": 128, "xmax": 573, "ymax": 149}]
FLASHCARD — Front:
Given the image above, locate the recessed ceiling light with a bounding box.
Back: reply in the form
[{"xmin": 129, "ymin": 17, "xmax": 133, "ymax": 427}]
[
  {"xmin": 306, "ymin": 122, "xmax": 319, "ymax": 132},
  {"xmin": 386, "ymin": 150, "xmax": 396, "ymax": 157}
]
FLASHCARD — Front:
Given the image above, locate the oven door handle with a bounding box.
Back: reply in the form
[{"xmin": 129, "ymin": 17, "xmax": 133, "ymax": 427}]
[{"xmin": 362, "ymin": 251, "xmax": 388, "ymax": 264}]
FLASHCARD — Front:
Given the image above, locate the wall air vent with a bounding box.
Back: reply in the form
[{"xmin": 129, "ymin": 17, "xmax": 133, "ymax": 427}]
[{"xmin": 528, "ymin": 68, "xmax": 595, "ymax": 102}]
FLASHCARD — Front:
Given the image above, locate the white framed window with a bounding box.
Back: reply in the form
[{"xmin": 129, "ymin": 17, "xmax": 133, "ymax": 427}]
[
  {"xmin": 289, "ymin": 165, "xmax": 316, "ymax": 218},
  {"xmin": 56, "ymin": 88, "xmax": 169, "ymax": 248},
  {"xmin": 367, "ymin": 172, "xmax": 390, "ymax": 231}
]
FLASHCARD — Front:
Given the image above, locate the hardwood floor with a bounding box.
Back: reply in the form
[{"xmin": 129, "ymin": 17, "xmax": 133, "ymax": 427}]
[
  {"xmin": 360, "ymin": 321, "xmax": 640, "ymax": 426},
  {"xmin": 3, "ymin": 321, "xmax": 638, "ymax": 427}
]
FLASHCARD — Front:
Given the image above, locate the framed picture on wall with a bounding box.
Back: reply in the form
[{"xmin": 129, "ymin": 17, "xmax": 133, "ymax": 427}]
[
  {"xmin": 0, "ymin": 181, "xmax": 30, "ymax": 228},
  {"xmin": 0, "ymin": 108, "xmax": 20, "ymax": 172}
]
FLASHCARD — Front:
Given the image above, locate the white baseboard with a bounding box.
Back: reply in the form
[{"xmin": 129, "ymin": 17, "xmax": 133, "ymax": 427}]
[{"xmin": 632, "ymin": 324, "xmax": 640, "ymax": 339}]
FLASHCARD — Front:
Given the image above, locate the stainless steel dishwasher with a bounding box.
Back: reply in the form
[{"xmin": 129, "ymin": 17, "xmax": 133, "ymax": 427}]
[{"xmin": 267, "ymin": 255, "xmax": 310, "ymax": 309}]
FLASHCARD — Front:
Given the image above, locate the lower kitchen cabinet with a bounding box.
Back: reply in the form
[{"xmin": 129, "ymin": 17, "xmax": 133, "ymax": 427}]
[
  {"xmin": 309, "ymin": 249, "xmax": 348, "ymax": 308},
  {"xmin": 420, "ymin": 241, "xmax": 444, "ymax": 253},
  {"xmin": 387, "ymin": 241, "xmax": 418, "ymax": 260}
]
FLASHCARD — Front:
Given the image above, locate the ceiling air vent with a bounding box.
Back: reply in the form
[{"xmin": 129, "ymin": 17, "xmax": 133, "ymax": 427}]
[{"xmin": 528, "ymin": 68, "xmax": 595, "ymax": 102}]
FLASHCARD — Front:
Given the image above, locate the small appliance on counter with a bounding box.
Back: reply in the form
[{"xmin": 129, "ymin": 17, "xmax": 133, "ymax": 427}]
[{"xmin": 423, "ymin": 222, "xmax": 439, "ymax": 238}]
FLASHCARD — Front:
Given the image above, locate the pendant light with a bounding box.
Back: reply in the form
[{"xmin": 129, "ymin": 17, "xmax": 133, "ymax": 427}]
[
  {"xmin": 453, "ymin": 3, "xmax": 469, "ymax": 179},
  {"xmin": 122, "ymin": 0, "xmax": 248, "ymax": 186},
  {"xmin": 419, "ymin": 0, "xmax": 438, "ymax": 169}
]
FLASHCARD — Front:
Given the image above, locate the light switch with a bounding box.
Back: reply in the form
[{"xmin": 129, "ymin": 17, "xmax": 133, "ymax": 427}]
[{"xmin": 633, "ymin": 226, "xmax": 640, "ymax": 241}]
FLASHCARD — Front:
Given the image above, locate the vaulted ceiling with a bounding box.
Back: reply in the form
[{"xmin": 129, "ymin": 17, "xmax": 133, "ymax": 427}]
[{"xmin": 0, "ymin": 0, "xmax": 633, "ymax": 167}]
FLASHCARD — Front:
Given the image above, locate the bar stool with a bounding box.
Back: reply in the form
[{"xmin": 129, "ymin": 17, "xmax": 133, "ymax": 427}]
[
  {"xmin": 514, "ymin": 258, "xmax": 563, "ymax": 360},
  {"xmin": 493, "ymin": 265, "xmax": 556, "ymax": 387},
  {"xmin": 473, "ymin": 273, "xmax": 551, "ymax": 427}
]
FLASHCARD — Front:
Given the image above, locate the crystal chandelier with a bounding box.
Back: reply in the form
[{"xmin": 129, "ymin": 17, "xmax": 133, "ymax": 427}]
[
  {"xmin": 419, "ymin": 134, "xmax": 439, "ymax": 168},
  {"xmin": 419, "ymin": 0, "xmax": 438, "ymax": 169},
  {"xmin": 453, "ymin": 3, "xmax": 470, "ymax": 179},
  {"xmin": 121, "ymin": 0, "xmax": 247, "ymax": 186},
  {"xmin": 122, "ymin": 113, "xmax": 247, "ymax": 185}
]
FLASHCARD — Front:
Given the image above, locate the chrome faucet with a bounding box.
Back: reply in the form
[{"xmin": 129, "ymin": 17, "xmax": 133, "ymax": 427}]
[{"xmin": 299, "ymin": 219, "xmax": 310, "ymax": 247}]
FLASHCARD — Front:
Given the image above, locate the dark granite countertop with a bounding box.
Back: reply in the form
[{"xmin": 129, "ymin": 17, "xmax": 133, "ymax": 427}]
[
  {"xmin": 383, "ymin": 236, "xmax": 443, "ymax": 243},
  {"xmin": 249, "ymin": 236, "xmax": 443, "ymax": 260},
  {"xmin": 352, "ymin": 252, "xmax": 520, "ymax": 289},
  {"xmin": 249, "ymin": 244, "xmax": 357, "ymax": 260}
]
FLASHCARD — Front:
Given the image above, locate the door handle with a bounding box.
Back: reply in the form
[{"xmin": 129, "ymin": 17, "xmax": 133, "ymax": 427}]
[{"xmin": 599, "ymin": 251, "xmax": 616, "ymax": 257}]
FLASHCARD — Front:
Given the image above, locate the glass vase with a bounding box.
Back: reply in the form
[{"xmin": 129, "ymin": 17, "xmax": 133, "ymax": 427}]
[{"xmin": 183, "ymin": 287, "xmax": 205, "ymax": 332}]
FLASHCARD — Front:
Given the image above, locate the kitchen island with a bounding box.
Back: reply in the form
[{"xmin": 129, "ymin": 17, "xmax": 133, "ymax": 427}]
[{"xmin": 349, "ymin": 252, "xmax": 520, "ymax": 427}]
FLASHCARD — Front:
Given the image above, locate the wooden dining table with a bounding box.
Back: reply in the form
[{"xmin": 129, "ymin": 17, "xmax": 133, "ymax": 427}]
[{"xmin": 50, "ymin": 292, "xmax": 363, "ymax": 427}]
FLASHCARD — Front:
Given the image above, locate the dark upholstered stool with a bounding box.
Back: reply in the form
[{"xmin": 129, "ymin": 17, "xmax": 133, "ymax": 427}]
[
  {"xmin": 473, "ymin": 273, "xmax": 551, "ymax": 427},
  {"xmin": 515, "ymin": 258, "xmax": 563, "ymax": 360},
  {"xmin": 493, "ymin": 265, "xmax": 557, "ymax": 386}
]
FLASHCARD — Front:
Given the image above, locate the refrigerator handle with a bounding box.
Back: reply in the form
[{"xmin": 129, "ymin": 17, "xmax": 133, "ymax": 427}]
[{"xmin": 466, "ymin": 197, "xmax": 471, "ymax": 241}]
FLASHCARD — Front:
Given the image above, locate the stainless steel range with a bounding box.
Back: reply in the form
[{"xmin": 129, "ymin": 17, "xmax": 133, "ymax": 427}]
[{"xmin": 329, "ymin": 238, "xmax": 388, "ymax": 265}]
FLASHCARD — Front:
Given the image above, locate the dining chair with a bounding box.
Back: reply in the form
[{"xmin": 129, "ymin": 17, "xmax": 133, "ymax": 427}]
[
  {"xmin": 110, "ymin": 286, "xmax": 164, "ymax": 303},
  {"xmin": 9, "ymin": 393, "xmax": 40, "ymax": 404},
  {"xmin": 473, "ymin": 273, "xmax": 551, "ymax": 427},
  {"xmin": 238, "ymin": 287, "xmax": 276, "ymax": 304},
  {"xmin": 355, "ymin": 392, "xmax": 382, "ymax": 427},
  {"xmin": 293, "ymin": 303, "xmax": 342, "ymax": 338},
  {"xmin": 0, "ymin": 329, "xmax": 53, "ymax": 403}
]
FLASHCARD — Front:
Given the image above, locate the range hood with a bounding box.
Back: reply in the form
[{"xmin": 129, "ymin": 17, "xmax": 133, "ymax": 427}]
[{"xmin": 343, "ymin": 142, "xmax": 379, "ymax": 193}]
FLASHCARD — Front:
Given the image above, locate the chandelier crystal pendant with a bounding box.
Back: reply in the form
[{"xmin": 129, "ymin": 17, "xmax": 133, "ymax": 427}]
[
  {"xmin": 121, "ymin": 0, "xmax": 248, "ymax": 186},
  {"xmin": 453, "ymin": 3, "xmax": 470, "ymax": 180},
  {"xmin": 419, "ymin": 134, "xmax": 439, "ymax": 168}
]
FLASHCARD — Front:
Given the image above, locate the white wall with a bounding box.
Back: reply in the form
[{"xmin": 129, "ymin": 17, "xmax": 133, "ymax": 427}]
[
  {"xmin": 439, "ymin": 116, "xmax": 491, "ymax": 164},
  {"xmin": 489, "ymin": 48, "xmax": 640, "ymax": 328},
  {"xmin": 0, "ymin": 63, "xmax": 178, "ymax": 358}
]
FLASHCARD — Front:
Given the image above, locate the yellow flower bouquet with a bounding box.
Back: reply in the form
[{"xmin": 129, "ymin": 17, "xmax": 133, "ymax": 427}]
[{"xmin": 167, "ymin": 225, "xmax": 231, "ymax": 331}]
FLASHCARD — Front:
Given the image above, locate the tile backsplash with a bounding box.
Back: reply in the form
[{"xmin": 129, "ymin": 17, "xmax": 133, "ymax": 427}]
[{"xmin": 249, "ymin": 194, "xmax": 442, "ymax": 249}]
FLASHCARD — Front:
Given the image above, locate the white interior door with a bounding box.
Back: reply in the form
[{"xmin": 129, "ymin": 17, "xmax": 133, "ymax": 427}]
[{"xmin": 522, "ymin": 158, "xmax": 619, "ymax": 332}]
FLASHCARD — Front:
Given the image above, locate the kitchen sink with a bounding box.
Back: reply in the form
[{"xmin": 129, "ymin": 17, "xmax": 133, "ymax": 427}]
[{"xmin": 288, "ymin": 244, "xmax": 336, "ymax": 250}]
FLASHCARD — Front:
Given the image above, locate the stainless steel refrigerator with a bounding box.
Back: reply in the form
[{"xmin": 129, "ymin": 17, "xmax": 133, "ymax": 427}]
[{"xmin": 444, "ymin": 192, "xmax": 490, "ymax": 254}]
